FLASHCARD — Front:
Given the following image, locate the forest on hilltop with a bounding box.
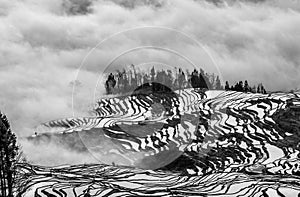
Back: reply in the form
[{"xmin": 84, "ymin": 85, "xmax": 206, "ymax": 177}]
[{"xmin": 104, "ymin": 65, "xmax": 267, "ymax": 95}]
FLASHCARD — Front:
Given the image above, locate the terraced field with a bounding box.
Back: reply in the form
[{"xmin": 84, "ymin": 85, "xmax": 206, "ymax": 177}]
[{"xmin": 18, "ymin": 89, "xmax": 300, "ymax": 197}]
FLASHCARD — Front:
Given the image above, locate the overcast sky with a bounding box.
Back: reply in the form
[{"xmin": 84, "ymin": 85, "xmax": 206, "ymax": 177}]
[{"xmin": 0, "ymin": 0, "xmax": 300, "ymax": 138}]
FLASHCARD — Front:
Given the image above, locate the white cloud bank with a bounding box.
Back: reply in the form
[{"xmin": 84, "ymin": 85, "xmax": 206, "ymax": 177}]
[{"xmin": 0, "ymin": 0, "xmax": 299, "ymax": 156}]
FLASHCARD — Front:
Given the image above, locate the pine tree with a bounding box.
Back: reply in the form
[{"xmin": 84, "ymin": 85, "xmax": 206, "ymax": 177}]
[
  {"xmin": 178, "ymin": 70, "xmax": 185, "ymax": 90},
  {"xmin": 191, "ymin": 69, "xmax": 200, "ymax": 89},
  {"xmin": 150, "ymin": 66, "xmax": 156, "ymax": 81},
  {"xmin": 215, "ymin": 76, "xmax": 222, "ymax": 90},
  {"xmin": 0, "ymin": 112, "xmax": 19, "ymax": 197},
  {"xmin": 225, "ymin": 81, "xmax": 230, "ymax": 90},
  {"xmin": 238, "ymin": 81, "xmax": 244, "ymax": 92},
  {"xmin": 261, "ymin": 84, "xmax": 267, "ymax": 94},
  {"xmin": 244, "ymin": 80, "xmax": 249, "ymax": 92},
  {"xmin": 257, "ymin": 84, "xmax": 261, "ymax": 93},
  {"xmin": 199, "ymin": 73, "xmax": 208, "ymax": 89},
  {"xmin": 122, "ymin": 69, "xmax": 129, "ymax": 93},
  {"xmin": 105, "ymin": 73, "xmax": 116, "ymax": 94},
  {"xmin": 204, "ymin": 73, "xmax": 212, "ymax": 89}
]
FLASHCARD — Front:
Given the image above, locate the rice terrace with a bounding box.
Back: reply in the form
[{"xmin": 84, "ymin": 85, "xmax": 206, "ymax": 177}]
[{"xmin": 1, "ymin": 0, "xmax": 300, "ymax": 197}]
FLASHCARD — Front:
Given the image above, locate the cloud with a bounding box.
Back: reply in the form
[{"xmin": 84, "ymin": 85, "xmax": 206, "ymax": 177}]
[
  {"xmin": 20, "ymin": 138, "xmax": 97, "ymax": 165},
  {"xmin": 0, "ymin": 0, "xmax": 300, "ymax": 164}
]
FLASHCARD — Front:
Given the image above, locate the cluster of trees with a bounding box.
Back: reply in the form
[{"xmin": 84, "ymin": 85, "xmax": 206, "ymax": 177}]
[
  {"xmin": 105, "ymin": 65, "xmax": 222, "ymax": 94},
  {"xmin": 224, "ymin": 80, "xmax": 267, "ymax": 94},
  {"xmin": 105, "ymin": 65, "xmax": 268, "ymax": 95},
  {"xmin": 0, "ymin": 111, "xmax": 21, "ymax": 197}
]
